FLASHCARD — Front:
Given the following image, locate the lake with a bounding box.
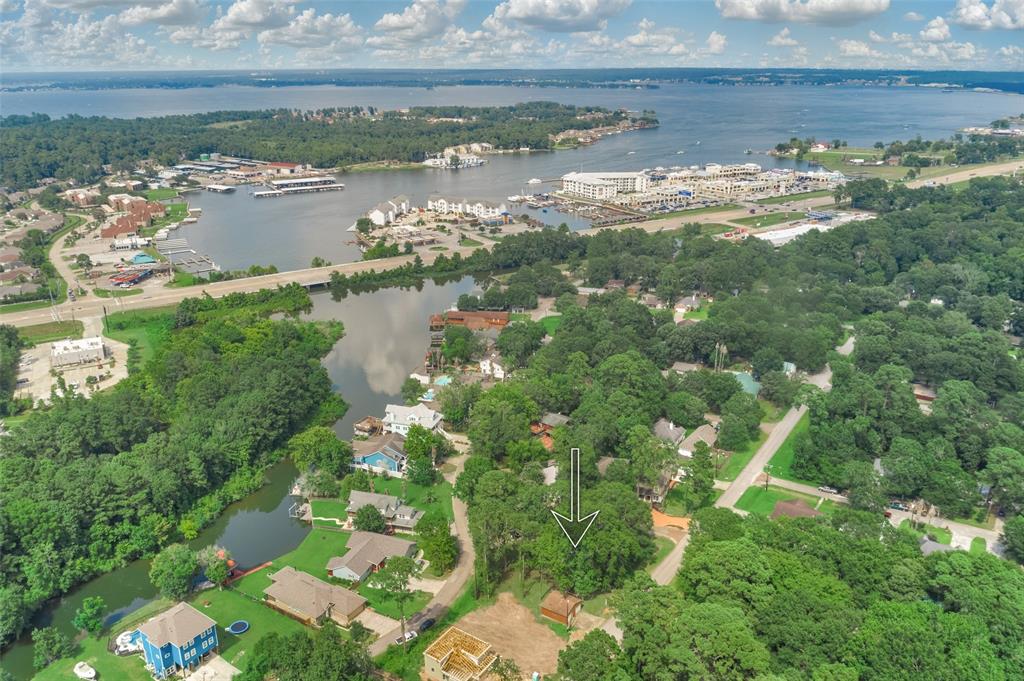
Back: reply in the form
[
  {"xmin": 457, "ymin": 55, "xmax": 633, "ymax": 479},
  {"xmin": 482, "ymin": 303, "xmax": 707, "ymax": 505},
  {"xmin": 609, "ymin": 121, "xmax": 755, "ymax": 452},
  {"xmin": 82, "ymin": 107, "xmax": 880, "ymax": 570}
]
[
  {"xmin": 8, "ymin": 82, "xmax": 1022, "ymax": 272},
  {"xmin": 0, "ymin": 276, "xmax": 477, "ymax": 680}
]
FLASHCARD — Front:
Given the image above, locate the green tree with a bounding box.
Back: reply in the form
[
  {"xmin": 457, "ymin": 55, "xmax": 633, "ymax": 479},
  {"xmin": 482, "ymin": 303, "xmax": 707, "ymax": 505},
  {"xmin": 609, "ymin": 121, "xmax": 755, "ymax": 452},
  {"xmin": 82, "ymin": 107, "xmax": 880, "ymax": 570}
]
[
  {"xmin": 442, "ymin": 325, "xmax": 482, "ymax": 364},
  {"xmin": 496, "ymin": 321, "xmax": 546, "ymax": 368},
  {"xmin": 32, "ymin": 626, "xmax": 73, "ymax": 670},
  {"xmin": 366, "ymin": 555, "xmax": 422, "ymax": 650},
  {"xmin": 751, "ymin": 348, "xmax": 783, "ymax": 378},
  {"xmin": 198, "ymin": 545, "xmax": 232, "ymax": 589},
  {"xmin": 72, "ymin": 596, "xmax": 106, "ymax": 636},
  {"xmin": 468, "ymin": 384, "xmax": 539, "ymax": 461},
  {"xmin": 1002, "ymin": 515, "xmax": 1024, "ymax": 563},
  {"xmin": 438, "ymin": 380, "xmax": 482, "ymax": 430},
  {"xmin": 401, "ymin": 376, "xmax": 424, "ymax": 405},
  {"xmin": 417, "ymin": 512, "xmax": 458, "ymax": 574},
  {"xmin": 149, "ymin": 544, "xmax": 198, "ymax": 601},
  {"xmin": 490, "ymin": 656, "xmax": 522, "ymax": 681},
  {"xmin": 353, "ymin": 504, "xmax": 387, "ymax": 533},
  {"xmin": 663, "ymin": 390, "xmax": 708, "ymax": 429},
  {"xmin": 558, "ymin": 629, "xmax": 623, "ymax": 681},
  {"xmin": 288, "ymin": 426, "xmax": 351, "ymax": 476}
]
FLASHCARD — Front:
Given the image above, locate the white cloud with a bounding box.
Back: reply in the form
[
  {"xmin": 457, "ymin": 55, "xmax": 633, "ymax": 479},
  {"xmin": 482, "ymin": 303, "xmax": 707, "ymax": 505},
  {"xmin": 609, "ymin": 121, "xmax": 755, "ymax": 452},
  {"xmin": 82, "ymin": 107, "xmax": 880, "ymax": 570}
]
[
  {"xmin": 870, "ymin": 29, "xmax": 911, "ymax": 42},
  {"xmin": 909, "ymin": 39, "xmax": 980, "ymax": 62},
  {"xmin": 768, "ymin": 26, "xmax": 798, "ymax": 45},
  {"xmin": 370, "ymin": 0, "xmax": 464, "ymax": 46},
  {"xmin": 0, "ymin": 0, "xmax": 22, "ymax": 11},
  {"xmin": 919, "ymin": 16, "xmax": 951, "ymax": 41},
  {"xmin": 715, "ymin": 0, "xmax": 890, "ymax": 25},
  {"xmin": 621, "ymin": 18, "xmax": 688, "ymax": 56},
  {"xmin": 951, "ymin": 0, "xmax": 1024, "ymax": 29},
  {"xmin": 211, "ymin": 0, "xmax": 296, "ymax": 32},
  {"xmin": 998, "ymin": 44, "xmax": 1023, "ymax": 57},
  {"xmin": 491, "ymin": 0, "xmax": 631, "ymax": 32},
  {"xmin": 903, "ymin": 10, "xmax": 924, "ymax": 20},
  {"xmin": 258, "ymin": 8, "xmax": 361, "ymax": 48},
  {"xmin": 836, "ymin": 37, "xmax": 881, "ymax": 56},
  {"xmin": 119, "ymin": 0, "xmax": 205, "ymax": 26},
  {"xmin": 705, "ymin": 30, "xmax": 727, "ymax": 54}
]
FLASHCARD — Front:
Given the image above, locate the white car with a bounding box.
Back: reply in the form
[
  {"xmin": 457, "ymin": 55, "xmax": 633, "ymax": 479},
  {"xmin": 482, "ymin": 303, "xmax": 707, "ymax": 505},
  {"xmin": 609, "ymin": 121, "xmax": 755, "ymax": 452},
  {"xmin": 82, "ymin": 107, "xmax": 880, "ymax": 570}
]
[
  {"xmin": 817, "ymin": 486, "xmax": 839, "ymax": 494},
  {"xmin": 394, "ymin": 630, "xmax": 418, "ymax": 644}
]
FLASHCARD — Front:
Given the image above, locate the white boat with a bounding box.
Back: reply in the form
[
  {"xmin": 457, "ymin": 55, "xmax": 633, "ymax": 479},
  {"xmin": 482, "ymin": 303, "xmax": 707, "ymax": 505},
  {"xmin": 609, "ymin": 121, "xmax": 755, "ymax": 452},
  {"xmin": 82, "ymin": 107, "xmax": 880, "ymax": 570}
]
[
  {"xmin": 694, "ymin": 141, "xmax": 701, "ymax": 145},
  {"xmin": 74, "ymin": 662, "xmax": 97, "ymax": 680},
  {"xmin": 527, "ymin": 178, "xmax": 542, "ymax": 185},
  {"xmin": 676, "ymin": 150, "xmax": 686, "ymax": 154},
  {"xmin": 627, "ymin": 151, "xmax": 636, "ymax": 155}
]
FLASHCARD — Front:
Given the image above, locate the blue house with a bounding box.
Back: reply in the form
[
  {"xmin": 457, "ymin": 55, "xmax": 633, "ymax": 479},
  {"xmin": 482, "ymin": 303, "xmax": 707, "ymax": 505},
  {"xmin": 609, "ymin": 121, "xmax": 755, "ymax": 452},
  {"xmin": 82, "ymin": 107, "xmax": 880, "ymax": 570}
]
[
  {"xmin": 352, "ymin": 433, "xmax": 408, "ymax": 477},
  {"xmin": 133, "ymin": 602, "xmax": 218, "ymax": 678}
]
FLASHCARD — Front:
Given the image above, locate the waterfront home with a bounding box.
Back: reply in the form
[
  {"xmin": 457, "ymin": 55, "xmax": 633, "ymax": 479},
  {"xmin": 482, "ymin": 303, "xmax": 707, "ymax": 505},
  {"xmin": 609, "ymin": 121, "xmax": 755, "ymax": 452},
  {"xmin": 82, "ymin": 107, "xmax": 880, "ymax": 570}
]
[
  {"xmin": 478, "ymin": 352, "xmax": 506, "ymax": 380},
  {"xmin": 326, "ymin": 531, "xmax": 417, "ymax": 582},
  {"xmin": 431, "ymin": 310, "xmax": 510, "ymax": 332},
  {"xmin": 383, "ymin": 403, "xmax": 442, "ymax": 436},
  {"xmin": 263, "ymin": 566, "xmax": 367, "ymax": 626},
  {"xmin": 426, "ymin": 195, "xmax": 508, "ymax": 219},
  {"xmin": 133, "ymin": 602, "xmax": 218, "ymax": 679},
  {"xmin": 346, "ymin": 490, "xmax": 423, "ymax": 532},
  {"xmin": 423, "ymin": 627, "xmax": 497, "ymax": 681},
  {"xmin": 367, "ymin": 195, "xmax": 410, "ymax": 226},
  {"xmin": 540, "ymin": 591, "xmax": 584, "ymax": 628},
  {"xmin": 352, "ymin": 433, "xmax": 408, "ymax": 477}
]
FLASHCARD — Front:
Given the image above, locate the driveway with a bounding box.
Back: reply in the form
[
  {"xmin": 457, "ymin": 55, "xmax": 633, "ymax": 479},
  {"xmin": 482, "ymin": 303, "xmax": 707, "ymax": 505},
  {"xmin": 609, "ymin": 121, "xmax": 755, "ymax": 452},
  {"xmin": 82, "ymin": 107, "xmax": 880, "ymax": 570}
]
[{"xmin": 355, "ymin": 609, "xmax": 400, "ymax": 638}]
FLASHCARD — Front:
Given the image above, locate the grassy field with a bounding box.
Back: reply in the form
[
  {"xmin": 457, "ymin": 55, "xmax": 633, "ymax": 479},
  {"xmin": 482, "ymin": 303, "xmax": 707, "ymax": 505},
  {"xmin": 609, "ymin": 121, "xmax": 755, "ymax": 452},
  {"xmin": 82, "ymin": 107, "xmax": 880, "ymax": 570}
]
[
  {"xmin": 756, "ymin": 189, "xmax": 833, "ymax": 205},
  {"xmin": 145, "ymin": 188, "xmax": 179, "ymax": 201},
  {"xmin": 766, "ymin": 412, "xmax": 819, "ymax": 486},
  {"xmin": 718, "ymin": 430, "xmax": 769, "ymax": 482},
  {"xmin": 103, "ymin": 306, "xmax": 176, "ymax": 368},
  {"xmin": 654, "ymin": 203, "xmax": 740, "ymax": 221},
  {"xmin": 735, "ymin": 484, "xmax": 833, "ymax": 517},
  {"xmin": 758, "ymin": 399, "xmax": 786, "ymax": 423},
  {"xmin": 309, "ymin": 498, "xmax": 349, "ymax": 521},
  {"xmin": 458, "ymin": 237, "xmax": 483, "ymax": 247},
  {"xmin": 93, "ymin": 287, "xmax": 144, "ymax": 298},
  {"xmin": 733, "ymin": 211, "xmax": 806, "ymax": 228},
  {"xmin": 900, "ymin": 519, "xmax": 953, "ymax": 545},
  {"xmin": 701, "ymin": 223, "xmax": 736, "ymax": 234},
  {"xmin": 17, "ymin": 319, "xmax": 83, "ymax": 344},
  {"xmin": 970, "ymin": 537, "xmax": 987, "ymax": 555},
  {"xmin": 540, "ymin": 315, "xmax": 562, "ymax": 335}
]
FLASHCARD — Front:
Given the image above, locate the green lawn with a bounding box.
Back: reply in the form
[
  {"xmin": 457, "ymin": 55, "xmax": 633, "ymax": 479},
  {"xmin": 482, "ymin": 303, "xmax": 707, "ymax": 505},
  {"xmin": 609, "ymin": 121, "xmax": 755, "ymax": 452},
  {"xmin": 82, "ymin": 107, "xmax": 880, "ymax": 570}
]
[
  {"xmin": 767, "ymin": 411, "xmax": 819, "ymax": 486},
  {"xmin": 458, "ymin": 237, "xmax": 483, "ymax": 247},
  {"xmin": 234, "ymin": 529, "xmax": 351, "ymax": 598},
  {"xmin": 899, "ymin": 519, "xmax": 953, "ymax": 545},
  {"xmin": 735, "ymin": 484, "xmax": 832, "ymax": 517},
  {"xmin": 93, "ymin": 287, "xmax": 144, "ymax": 298},
  {"xmin": 143, "ymin": 203, "xmax": 189, "ymax": 236},
  {"xmin": 540, "ymin": 315, "xmax": 562, "ymax": 335},
  {"xmin": 372, "ymin": 477, "xmax": 455, "ymax": 523},
  {"xmin": 717, "ymin": 430, "xmax": 769, "ymax": 482},
  {"xmin": 970, "ymin": 537, "xmax": 987, "ymax": 555},
  {"xmin": 103, "ymin": 306, "xmax": 175, "ymax": 369},
  {"xmin": 701, "ymin": 223, "xmax": 735, "ymax": 234},
  {"xmin": 651, "ymin": 203, "xmax": 740, "ymax": 220},
  {"xmin": 756, "ymin": 189, "xmax": 833, "ymax": 204},
  {"xmin": 509, "ymin": 312, "xmax": 530, "ymax": 322},
  {"xmin": 733, "ymin": 211, "xmax": 806, "ymax": 228},
  {"xmin": 145, "ymin": 188, "xmax": 179, "ymax": 201},
  {"xmin": 683, "ymin": 306, "xmax": 709, "ymax": 320},
  {"xmin": 17, "ymin": 320, "xmax": 83, "ymax": 344},
  {"xmin": 357, "ymin": 584, "xmax": 431, "ymax": 621},
  {"xmin": 758, "ymin": 399, "xmax": 785, "ymax": 423},
  {"xmin": 309, "ymin": 498, "xmax": 349, "ymax": 522},
  {"xmin": 193, "ymin": 587, "xmax": 309, "ymax": 670}
]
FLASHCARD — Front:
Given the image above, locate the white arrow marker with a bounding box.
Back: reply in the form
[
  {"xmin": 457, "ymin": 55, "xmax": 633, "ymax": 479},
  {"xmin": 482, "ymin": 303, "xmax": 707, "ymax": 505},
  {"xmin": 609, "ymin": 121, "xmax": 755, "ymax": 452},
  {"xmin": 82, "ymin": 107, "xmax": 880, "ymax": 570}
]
[{"xmin": 551, "ymin": 448, "xmax": 599, "ymax": 548}]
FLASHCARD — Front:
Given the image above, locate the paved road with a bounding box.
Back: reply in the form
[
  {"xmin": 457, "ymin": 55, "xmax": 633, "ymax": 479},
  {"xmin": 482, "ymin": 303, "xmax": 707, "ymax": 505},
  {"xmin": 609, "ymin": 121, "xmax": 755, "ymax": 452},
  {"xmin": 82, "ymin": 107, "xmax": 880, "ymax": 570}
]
[
  {"xmin": 367, "ymin": 450, "xmax": 474, "ymax": 656},
  {"xmin": 649, "ymin": 532, "xmax": 690, "ymax": 586},
  {"xmin": 905, "ymin": 158, "xmax": 1024, "ymax": 188}
]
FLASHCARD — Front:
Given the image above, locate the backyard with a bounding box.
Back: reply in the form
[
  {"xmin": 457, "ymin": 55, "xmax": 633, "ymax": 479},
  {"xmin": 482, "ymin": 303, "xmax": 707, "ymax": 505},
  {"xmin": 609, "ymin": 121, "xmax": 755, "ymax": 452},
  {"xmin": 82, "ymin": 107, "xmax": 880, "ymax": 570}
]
[{"xmin": 233, "ymin": 528, "xmax": 351, "ymax": 598}]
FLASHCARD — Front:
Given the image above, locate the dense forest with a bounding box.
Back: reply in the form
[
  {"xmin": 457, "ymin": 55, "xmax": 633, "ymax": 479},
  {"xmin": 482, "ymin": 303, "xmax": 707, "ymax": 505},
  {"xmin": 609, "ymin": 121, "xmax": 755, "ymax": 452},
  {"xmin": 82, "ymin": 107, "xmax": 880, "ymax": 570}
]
[
  {"xmin": 0, "ymin": 102, "xmax": 635, "ymax": 189},
  {"xmin": 558, "ymin": 507, "xmax": 1024, "ymax": 680},
  {"xmin": 0, "ymin": 325, "xmax": 23, "ymax": 417},
  {"xmin": 0, "ymin": 285, "xmax": 346, "ymax": 646}
]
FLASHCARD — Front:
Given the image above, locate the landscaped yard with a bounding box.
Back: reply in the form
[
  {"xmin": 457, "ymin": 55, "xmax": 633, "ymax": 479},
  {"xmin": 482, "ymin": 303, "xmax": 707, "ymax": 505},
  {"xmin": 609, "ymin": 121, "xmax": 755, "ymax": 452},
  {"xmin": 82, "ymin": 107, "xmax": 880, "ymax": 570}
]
[
  {"xmin": 733, "ymin": 211, "xmax": 807, "ymax": 229},
  {"xmin": 310, "ymin": 498, "xmax": 349, "ymax": 522},
  {"xmin": 17, "ymin": 320, "xmax": 83, "ymax": 345},
  {"xmin": 899, "ymin": 519, "xmax": 953, "ymax": 545},
  {"xmin": 766, "ymin": 411, "xmax": 819, "ymax": 486},
  {"xmin": 539, "ymin": 315, "xmax": 562, "ymax": 335},
  {"xmin": 234, "ymin": 528, "xmax": 351, "ymax": 598},
  {"xmin": 717, "ymin": 430, "xmax": 769, "ymax": 481},
  {"xmin": 357, "ymin": 584, "xmax": 431, "ymax": 621},
  {"xmin": 192, "ymin": 587, "xmax": 309, "ymax": 669},
  {"xmin": 372, "ymin": 477, "xmax": 455, "ymax": 523},
  {"xmin": 735, "ymin": 484, "xmax": 833, "ymax": 517},
  {"xmin": 683, "ymin": 306, "xmax": 709, "ymax": 320}
]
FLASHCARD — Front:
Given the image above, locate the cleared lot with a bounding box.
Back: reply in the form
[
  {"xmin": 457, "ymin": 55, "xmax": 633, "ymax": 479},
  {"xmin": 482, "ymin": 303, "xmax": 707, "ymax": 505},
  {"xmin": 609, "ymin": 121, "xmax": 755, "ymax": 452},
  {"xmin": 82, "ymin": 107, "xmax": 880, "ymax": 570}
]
[{"xmin": 456, "ymin": 592, "xmax": 564, "ymax": 676}]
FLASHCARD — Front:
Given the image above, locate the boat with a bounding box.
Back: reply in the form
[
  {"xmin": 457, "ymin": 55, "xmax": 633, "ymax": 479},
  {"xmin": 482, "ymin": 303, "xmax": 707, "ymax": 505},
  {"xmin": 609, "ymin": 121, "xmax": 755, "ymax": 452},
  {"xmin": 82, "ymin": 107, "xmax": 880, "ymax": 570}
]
[
  {"xmin": 676, "ymin": 150, "xmax": 686, "ymax": 154},
  {"xmin": 74, "ymin": 662, "xmax": 97, "ymax": 680},
  {"xmin": 527, "ymin": 178, "xmax": 542, "ymax": 185},
  {"xmin": 694, "ymin": 141, "xmax": 701, "ymax": 145},
  {"xmin": 627, "ymin": 151, "xmax": 636, "ymax": 155},
  {"xmin": 744, "ymin": 148, "xmax": 753, "ymax": 155}
]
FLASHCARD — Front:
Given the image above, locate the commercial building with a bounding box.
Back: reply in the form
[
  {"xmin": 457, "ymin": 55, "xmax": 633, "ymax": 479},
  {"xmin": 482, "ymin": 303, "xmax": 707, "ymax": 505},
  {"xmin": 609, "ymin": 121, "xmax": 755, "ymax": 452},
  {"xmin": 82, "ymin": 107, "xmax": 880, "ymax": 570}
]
[
  {"xmin": 133, "ymin": 602, "xmax": 218, "ymax": 679},
  {"xmin": 426, "ymin": 196, "xmax": 508, "ymax": 219},
  {"xmin": 51, "ymin": 337, "xmax": 107, "ymax": 368},
  {"xmin": 423, "ymin": 627, "xmax": 497, "ymax": 681},
  {"xmin": 326, "ymin": 531, "xmax": 417, "ymax": 582},
  {"xmin": 368, "ymin": 195, "xmax": 411, "ymax": 226},
  {"xmin": 263, "ymin": 566, "xmax": 367, "ymax": 626},
  {"xmin": 561, "ymin": 171, "xmax": 650, "ymax": 200}
]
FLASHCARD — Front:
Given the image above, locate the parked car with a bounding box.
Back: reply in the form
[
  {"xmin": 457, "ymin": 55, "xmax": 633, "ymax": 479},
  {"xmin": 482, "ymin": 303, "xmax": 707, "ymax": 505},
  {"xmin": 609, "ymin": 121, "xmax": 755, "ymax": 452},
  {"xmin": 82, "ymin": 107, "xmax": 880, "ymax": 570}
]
[
  {"xmin": 418, "ymin": 618, "xmax": 436, "ymax": 633},
  {"xmin": 817, "ymin": 486, "xmax": 838, "ymax": 494},
  {"xmin": 394, "ymin": 630, "xmax": 417, "ymax": 644},
  {"xmin": 888, "ymin": 501, "xmax": 909, "ymax": 511}
]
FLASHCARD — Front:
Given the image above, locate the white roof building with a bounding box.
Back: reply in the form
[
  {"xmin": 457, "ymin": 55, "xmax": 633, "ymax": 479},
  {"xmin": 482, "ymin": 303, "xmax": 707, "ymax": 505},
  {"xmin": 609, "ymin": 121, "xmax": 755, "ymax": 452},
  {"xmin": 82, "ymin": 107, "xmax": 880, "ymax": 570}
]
[
  {"xmin": 51, "ymin": 336, "xmax": 107, "ymax": 368},
  {"xmin": 383, "ymin": 403, "xmax": 442, "ymax": 435},
  {"xmin": 561, "ymin": 171, "xmax": 649, "ymax": 200}
]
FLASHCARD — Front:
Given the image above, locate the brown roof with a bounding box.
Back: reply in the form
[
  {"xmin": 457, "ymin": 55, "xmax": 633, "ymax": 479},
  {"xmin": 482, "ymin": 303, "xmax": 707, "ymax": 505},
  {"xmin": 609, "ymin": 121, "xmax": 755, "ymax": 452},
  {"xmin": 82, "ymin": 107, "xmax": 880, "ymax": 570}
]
[
  {"xmin": 540, "ymin": 591, "xmax": 582, "ymax": 617},
  {"xmin": 423, "ymin": 627, "xmax": 496, "ymax": 681},
  {"xmin": 326, "ymin": 531, "xmax": 416, "ymax": 575},
  {"xmin": 263, "ymin": 566, "xmax": 366, "ymax": 620},
  {"xmin": 770, "ymin": 498, "xmax": 822, "ymax": 520},
  {"xmin": 136, "ymin": 602, "xmax": 216, "ymax": 648}
]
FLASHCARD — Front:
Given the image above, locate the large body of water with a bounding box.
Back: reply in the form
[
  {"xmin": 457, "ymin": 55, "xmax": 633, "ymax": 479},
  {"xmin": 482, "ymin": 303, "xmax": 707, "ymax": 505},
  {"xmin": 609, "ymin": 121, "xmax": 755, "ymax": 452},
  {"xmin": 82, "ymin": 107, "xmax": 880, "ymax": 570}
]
[
  {"xmin": 8, "ymin": 83, "xmax": 1022, "ymax": 272},
  {"xmin": 0, "ymin": 277, "xmax": 477, "ymax": 680}
]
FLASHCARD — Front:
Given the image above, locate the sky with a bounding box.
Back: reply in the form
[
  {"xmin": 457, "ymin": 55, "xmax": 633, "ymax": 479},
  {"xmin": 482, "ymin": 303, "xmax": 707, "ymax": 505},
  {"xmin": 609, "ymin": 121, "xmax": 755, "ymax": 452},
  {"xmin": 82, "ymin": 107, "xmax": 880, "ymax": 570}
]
[{"xmin": 0, "ymin": 0, "xmax": 1022, "ymax": 72}]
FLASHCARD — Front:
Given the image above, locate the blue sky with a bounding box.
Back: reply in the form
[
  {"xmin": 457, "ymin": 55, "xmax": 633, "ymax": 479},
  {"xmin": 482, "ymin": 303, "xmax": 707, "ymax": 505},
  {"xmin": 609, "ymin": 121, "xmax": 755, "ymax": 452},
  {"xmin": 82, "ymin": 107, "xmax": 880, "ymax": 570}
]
[{"xmin": 1, "ymin": 1, "xmax": 1022, "ymax": 71}]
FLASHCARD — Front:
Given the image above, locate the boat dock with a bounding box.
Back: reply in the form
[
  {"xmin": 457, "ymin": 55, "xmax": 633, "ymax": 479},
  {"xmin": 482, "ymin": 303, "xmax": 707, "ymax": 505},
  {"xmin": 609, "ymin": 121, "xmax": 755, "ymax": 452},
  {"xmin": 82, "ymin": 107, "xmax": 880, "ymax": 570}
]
[
  {"xmin": 252, "ymin": 176, "xmax": 345, "ymax": 198},
  {"xmin": 205, "ymin": 184, "xmax": 236, "ymax": 193},
  {"xmin": 154, "ymin": 237, "xmax": 221, "ymax": 276}
]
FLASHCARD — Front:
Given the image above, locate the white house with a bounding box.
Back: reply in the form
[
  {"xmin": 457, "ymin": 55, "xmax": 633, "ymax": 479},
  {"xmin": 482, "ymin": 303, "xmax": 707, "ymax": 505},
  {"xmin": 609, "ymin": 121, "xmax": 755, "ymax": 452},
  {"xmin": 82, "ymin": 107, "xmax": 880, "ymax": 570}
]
[
  {"xmin": 426, "ymin": 196, "xmax": 508, "ymax": 219},
  {"xmin": 382, "ymin": 403, "xmax": 442, "ymax": 436},
  {"xmin": 479, "ymin": 353, "xmax": 506, "ymax": 380},
  {"xmin": 367, "ymin": 195, "xmax": 410, "ymax": 227}
]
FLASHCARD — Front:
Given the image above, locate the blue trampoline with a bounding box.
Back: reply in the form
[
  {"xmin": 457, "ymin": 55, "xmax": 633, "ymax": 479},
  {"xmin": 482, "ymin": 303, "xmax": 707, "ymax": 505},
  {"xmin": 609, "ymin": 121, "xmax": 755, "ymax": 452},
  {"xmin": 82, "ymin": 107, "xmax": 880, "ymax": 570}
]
[{"xmin": 227, "ymin": 620, "xmax": 249, "ymax": 635}]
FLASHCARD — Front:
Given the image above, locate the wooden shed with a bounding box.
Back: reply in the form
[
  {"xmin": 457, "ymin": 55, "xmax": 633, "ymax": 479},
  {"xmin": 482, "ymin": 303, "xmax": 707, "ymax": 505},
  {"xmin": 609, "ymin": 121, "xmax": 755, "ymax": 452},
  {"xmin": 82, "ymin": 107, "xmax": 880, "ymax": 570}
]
[{"xmin": 540, "ymin": 591, "xmax": 583, "ymax": 628}]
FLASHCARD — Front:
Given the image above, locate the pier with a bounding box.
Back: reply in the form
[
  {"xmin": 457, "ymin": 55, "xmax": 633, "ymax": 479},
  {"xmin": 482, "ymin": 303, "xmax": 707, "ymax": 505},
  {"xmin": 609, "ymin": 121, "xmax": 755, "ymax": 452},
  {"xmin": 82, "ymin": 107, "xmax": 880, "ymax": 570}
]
[
  {"xmin": 252, "ymin": 176, "xmax": 345, "ymax": 198},
  {"xmin": 205, "ymin": 184, "xmax": 236, "ymax": 193}
]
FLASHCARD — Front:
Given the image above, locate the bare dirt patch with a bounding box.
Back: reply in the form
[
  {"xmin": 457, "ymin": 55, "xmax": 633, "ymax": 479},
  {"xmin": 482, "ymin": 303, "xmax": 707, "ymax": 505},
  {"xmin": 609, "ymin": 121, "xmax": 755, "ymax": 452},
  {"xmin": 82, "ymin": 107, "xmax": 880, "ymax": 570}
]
[{"xmin": 456, "ymin": 592, "xmax": 564, "ymax": 676}]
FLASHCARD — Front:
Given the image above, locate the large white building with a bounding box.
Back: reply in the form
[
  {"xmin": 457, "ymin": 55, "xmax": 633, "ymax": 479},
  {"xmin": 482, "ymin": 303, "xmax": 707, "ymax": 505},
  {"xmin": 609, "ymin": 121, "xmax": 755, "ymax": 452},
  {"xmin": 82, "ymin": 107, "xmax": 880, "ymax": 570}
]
[
  {"xmin": 51, "ymin": 337, "xmax": 107, "ymax": 368},
  {"xmin": 561, "ymin": 171, "xmax": 650, "ymax": 200},
  {"xmin": 427, "ymin": 196, "xmax": 508, "ymax": 219},
  {"xmin": 382, "ymin": 403, "xmax": 442, "ymax": 436},
  {"xmin": 367, "ymin": 195, "xmax": 410, "ymax": 226}
]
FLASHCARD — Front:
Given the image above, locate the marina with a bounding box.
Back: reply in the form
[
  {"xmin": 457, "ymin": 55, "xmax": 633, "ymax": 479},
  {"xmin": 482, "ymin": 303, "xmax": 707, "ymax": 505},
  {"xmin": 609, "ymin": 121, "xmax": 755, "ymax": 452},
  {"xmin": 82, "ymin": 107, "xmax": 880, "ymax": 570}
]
[{"xmin": 252, "ymin": 176, "xmax": 346, "ymax": 198}]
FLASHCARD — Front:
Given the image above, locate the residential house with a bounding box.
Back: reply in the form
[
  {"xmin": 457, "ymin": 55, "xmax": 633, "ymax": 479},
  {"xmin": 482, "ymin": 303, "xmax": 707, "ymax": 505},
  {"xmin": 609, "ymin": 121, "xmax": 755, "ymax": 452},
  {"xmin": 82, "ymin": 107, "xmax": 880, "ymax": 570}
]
[
  {"xmin": 0, "ymin": 282, "xmax": 40, "ymax": 300},
  {"xmin": 675, "ymin": 295, "xmax": 702, "ymax": 314},
  {"xmin": 352, "ymin": 433, "xmax": 408, "ymax": 477},
  {"xmin": 540, "ymin": 591, "xmax": 583, "ymax": 628},
  {"xmin": 770, "ymin": 499, "xmax": 822, "ymax": 520},
  {"xmin": 367, "ymin": 195, "xmax": 410, "ymax": 226},
  {"xmin": 133, "ymin": 602, "xmax": 218, "ymax": 679},
  {"xmin": 919, "ymin": 536, "xmax": 954, "ymax": 557},
  {"xmin": 383, "ymin": 403, "xmax": 442, "ymax": 436},
  {"xmin": 0, "ymin": 266, "xmax": 38, "ymax": 283},
  {"xmin": 423, "ymin": 627, "xmax": 497, "ymax": 681},
  {"xmin": 478, "ymin": 352, "xmax": 506, "ymax": 380},
  {"xmin": 65, "ymin": 188, "xmax": 100, "ymax": 207},
  {"xmin": 640, "ymin": 293, "xmax": 663, "ymax": 309},
  {"xmin": 605, "ymin": 279, "xmax": 625, "ymax": 290},
  {"xmin": 326, "ymin": 531, "xmax": 417, "ymax": 582},
  {"xmin": 346, "ymin": 490, "xmax": 423, "ymax": 531},
  {"xmin": 653, "ymin": 418, "xmax": 686, "ymax": 453},
  {"xmin": 263, "ymin": 566, "xmax": 367, "ymax": 626},
  {"xmin": 679, "ymin": 424, "xmax": 717, "ymax": 458},
  {"xmin": 531, "ymin": 412, "xmax": 569, "ymax": 451},
  {"xmin": 636, "ymin": 466, "xmax": 673, "ymax": 507}
]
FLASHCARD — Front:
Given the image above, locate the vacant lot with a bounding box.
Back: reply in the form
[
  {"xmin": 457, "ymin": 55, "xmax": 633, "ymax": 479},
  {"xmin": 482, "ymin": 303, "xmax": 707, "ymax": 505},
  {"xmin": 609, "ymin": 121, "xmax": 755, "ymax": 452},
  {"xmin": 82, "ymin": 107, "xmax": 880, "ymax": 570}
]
[
  {"xmin": 457, "ymin": 592, "xmax": 565, "ymax": 675},
  {"xmin": 735, "ymin": 484, "xmax": 833, "ymax": 517}
]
